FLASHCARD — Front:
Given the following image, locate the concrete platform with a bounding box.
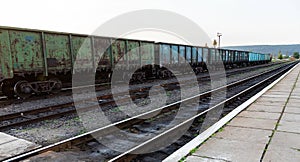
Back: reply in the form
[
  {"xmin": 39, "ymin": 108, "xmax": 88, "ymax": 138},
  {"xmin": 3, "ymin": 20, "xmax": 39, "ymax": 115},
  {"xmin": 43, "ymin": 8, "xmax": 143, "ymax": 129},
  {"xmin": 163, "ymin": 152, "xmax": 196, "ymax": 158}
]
[
  {"xmin": 0, "ymin": 132, "xmax": 40, "ymax": 161},
  {"xmin": 184, "ymin": 63, "xmax": 300, "ymax": 162}
]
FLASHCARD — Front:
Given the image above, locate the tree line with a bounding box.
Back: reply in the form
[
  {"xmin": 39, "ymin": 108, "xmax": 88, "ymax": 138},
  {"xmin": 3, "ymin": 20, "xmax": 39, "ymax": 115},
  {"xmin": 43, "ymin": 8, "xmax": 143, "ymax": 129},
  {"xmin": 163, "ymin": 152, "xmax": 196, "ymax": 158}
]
[{"xmin": 277, "ymin": 51, "xmax": 299, "ymax": 59}]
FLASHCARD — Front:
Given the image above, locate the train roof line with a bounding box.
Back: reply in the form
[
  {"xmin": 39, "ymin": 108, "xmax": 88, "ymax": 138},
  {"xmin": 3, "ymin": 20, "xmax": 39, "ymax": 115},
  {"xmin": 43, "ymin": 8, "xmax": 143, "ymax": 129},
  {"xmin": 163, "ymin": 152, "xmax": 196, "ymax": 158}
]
[{"xmin": 0, "ymin": 25, "xmax": 269, "ymax": 55}]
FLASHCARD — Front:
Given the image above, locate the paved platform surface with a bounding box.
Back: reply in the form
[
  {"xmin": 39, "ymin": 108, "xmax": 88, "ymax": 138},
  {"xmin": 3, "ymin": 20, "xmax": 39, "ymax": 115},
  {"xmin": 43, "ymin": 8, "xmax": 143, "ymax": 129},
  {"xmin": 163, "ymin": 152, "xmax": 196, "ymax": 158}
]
[
  {"xmin": 186, "ymin": 64, "xmax": 300, "ymax": 162},
  {"xmin": 0, "ymin": 132, "xmax": 40, "ymax": 161}
]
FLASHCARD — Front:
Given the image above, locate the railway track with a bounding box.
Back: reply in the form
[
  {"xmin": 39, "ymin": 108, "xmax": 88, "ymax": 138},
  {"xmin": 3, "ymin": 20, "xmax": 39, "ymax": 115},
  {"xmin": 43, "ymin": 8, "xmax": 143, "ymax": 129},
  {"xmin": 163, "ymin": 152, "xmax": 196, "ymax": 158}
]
[
  {"xmin": 109, "ymin": 61, "xmax": 298, "ymax": 161},
  {"xmin": 0, "ymin": 62, "xmax": 286, "ymax": 130},
  {"xmin": 3, "ymin": 61, "xmax": 298, "ymax": 162},
  {"xmin": 0, "ymin": 62, "xmax": 282, "ymax": 101}
]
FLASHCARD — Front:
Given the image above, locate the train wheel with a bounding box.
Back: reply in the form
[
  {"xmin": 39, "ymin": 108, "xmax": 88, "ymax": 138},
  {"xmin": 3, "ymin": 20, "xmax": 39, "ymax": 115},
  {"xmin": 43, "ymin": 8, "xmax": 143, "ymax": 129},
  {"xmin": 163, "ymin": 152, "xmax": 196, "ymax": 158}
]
[
  {"xmin": 2, "ymin": 80, "xmax": 15, "ymax": 98},
  {"xmin": 49, "ymin": 78, "xmax": 62, "ymax": 94},
  {"xmin": 14, "ymin": 80, "xmax": 32, "ymax": 99}
]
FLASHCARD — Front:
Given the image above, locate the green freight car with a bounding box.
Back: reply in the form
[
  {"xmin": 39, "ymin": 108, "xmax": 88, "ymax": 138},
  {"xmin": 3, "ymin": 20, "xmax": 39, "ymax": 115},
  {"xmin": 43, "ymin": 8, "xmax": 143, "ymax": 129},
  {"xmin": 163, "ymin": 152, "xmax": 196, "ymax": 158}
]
[
  {"xmin": 0, "ymin": 26, "xmax": 156, "ymax": 98},
  {"xmin": 0, "ymin": 26, "xmax": 271, "ymax": 99}
]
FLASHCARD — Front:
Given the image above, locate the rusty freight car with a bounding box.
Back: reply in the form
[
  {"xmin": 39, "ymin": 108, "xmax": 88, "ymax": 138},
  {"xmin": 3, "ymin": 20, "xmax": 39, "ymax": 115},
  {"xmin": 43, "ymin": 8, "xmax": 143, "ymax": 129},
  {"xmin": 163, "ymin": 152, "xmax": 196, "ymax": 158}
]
[
  {"xmin": 0, "ymin": 26, "xmax": 272, "ymax": 99},
  {"xmin": 0, "ymin": 26, "xmax": 157, "ymax": 98}
]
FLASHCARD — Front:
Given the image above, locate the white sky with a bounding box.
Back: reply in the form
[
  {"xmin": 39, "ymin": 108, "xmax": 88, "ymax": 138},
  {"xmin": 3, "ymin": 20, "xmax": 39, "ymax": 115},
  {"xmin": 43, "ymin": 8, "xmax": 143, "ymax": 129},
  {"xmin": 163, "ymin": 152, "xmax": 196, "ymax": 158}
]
[{"xmin": 1, "ymin": 0, "xmax": 299, "ymax": 46}]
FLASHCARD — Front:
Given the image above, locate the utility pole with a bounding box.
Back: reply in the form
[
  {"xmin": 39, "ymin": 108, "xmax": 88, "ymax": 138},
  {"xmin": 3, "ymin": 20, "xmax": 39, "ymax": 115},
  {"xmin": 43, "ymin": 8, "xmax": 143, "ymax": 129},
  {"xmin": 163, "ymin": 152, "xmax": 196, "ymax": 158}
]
[{"xmin": 217, "ymin": 32, "xmax": 222, "ymax": 48}]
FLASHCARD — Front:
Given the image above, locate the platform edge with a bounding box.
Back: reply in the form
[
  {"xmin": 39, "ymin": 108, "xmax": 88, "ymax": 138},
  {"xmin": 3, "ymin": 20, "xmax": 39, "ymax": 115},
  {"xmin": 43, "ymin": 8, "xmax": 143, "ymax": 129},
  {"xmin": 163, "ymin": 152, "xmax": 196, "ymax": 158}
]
[{"xmin": 163, "ymin": 63, "xmax": 299, "ymax": 162}]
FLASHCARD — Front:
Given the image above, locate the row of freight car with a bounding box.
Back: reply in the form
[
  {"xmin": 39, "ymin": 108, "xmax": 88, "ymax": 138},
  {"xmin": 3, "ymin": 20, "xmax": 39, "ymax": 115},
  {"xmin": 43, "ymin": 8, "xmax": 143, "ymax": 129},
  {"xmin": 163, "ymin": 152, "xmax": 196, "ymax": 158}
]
[{"xmin": 0, "ymin": 26, "xmax": 272, "ymax": 98}]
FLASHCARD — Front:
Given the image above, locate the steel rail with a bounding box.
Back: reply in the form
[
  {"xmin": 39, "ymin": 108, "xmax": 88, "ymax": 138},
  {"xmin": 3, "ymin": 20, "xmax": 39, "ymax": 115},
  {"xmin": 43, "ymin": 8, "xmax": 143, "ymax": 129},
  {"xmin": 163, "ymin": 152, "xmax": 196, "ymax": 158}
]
[
  {"xmin": 108, "ymin": 62, "xmax": 297, "ymax": 161},
  {"xmin": 3, "ymin": 61, "xmax": 296, "ymax": 162},
  {"xmin": 0, "ymin": 63, "xmax": 284, "ymax": 129}
]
